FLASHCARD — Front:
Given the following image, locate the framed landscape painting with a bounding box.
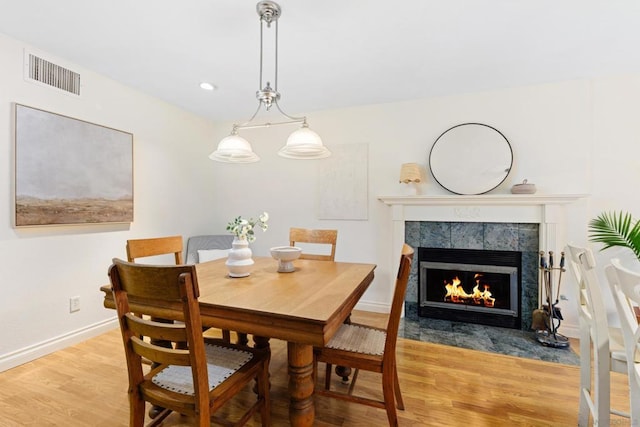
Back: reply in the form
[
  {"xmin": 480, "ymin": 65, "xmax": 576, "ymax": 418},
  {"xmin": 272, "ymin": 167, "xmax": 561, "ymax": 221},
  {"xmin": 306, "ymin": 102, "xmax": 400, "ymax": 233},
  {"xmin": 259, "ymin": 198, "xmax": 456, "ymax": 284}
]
[{"xmin": 14, "ymin": 104, "xmax": 133, "ymax": 226}]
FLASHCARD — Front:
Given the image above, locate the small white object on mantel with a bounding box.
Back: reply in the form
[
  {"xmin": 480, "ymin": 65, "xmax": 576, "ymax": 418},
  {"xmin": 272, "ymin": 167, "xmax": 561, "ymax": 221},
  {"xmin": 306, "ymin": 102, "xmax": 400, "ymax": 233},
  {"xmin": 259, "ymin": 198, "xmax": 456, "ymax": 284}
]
[{"xmin": 511, "ymin": 179, "xmax": 537, "ymax": 194}]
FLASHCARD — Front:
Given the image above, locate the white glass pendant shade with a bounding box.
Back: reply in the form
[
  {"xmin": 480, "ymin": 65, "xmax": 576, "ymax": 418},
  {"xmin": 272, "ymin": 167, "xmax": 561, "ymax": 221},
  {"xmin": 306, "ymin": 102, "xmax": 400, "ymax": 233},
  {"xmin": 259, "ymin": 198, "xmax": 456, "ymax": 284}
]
[
  {"xmin": 209, "ymin": 133, "xmax": 260, "ymax": 163},
  {"xmin": 278, "ymin": 124, "xmax": 330, "ymax": 159}
]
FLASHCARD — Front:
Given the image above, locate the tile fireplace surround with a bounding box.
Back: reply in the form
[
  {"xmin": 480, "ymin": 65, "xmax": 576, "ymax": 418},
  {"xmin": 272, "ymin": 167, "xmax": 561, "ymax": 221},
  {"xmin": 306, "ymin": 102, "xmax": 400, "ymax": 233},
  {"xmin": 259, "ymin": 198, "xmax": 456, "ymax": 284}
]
[{"xmin": 378, "ymin": 194, "xmax": 586, "ymax": 330}]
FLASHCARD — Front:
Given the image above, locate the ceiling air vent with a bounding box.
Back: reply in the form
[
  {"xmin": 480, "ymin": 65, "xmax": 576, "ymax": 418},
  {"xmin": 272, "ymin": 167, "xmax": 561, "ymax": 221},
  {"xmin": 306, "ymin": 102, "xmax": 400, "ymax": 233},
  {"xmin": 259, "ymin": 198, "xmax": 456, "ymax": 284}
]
[{"xmin": 25, "ymin": 53, "xmax": 81, "ymax": 96}]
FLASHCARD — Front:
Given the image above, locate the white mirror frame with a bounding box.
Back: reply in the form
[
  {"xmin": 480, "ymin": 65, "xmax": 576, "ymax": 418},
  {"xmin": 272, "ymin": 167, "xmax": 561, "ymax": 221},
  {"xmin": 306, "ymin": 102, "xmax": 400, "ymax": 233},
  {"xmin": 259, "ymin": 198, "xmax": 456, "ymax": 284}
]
[{"xmin": 429, "ymin": 123, "xmax": 513, "ymax": 195}]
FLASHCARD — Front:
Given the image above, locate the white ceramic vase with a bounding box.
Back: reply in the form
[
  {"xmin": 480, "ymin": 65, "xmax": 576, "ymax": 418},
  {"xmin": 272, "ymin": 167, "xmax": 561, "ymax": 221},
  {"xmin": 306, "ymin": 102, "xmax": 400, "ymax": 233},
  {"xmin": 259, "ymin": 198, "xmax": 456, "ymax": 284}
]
[{"xmin": 226, "ymin": 237, "xmax": 254, "ymax": 278}]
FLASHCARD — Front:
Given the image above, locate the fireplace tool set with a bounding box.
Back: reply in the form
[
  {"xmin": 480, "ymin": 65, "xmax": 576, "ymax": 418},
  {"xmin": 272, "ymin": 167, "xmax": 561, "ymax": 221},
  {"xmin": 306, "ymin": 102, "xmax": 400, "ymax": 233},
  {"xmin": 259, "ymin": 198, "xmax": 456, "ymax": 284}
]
[{"xmin": 534, "ymin": 250, "xmax": 570, "ymax": 348}]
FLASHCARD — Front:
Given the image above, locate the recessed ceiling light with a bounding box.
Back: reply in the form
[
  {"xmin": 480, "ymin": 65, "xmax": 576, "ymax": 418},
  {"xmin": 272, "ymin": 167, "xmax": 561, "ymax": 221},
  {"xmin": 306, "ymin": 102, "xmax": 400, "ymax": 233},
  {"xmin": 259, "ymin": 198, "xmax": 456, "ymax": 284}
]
[{"xmin": 200, "ymin": 82, "xmax": 216, "ymax": 91}]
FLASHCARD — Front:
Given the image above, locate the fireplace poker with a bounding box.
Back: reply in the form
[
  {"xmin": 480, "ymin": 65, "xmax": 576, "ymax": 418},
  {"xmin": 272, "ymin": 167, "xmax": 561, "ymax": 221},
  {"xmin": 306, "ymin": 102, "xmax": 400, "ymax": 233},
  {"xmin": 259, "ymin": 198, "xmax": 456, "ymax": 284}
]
[
  {"xmin": 539, "ymin": 251, "xmax": 546, "ymax": 299},
  {"xmin": 539, "ymin": 251, "xmax": 548, "ymax": 300},
  {"xmin": 555, "ymin": 251, "xmax": 565, "ymax": 304},
  {"xmin": 547, "ymin": 251, "xmax": 554, "ymax": 333},
  {"xmin": 548, "ymin": 251, "xmax": 554, "ymax": 300},
  {"xmin": 539, "ymin": 251, "xmax": 551, "ymax": 320},
  {"xmin": 539, "ymin": 251, "xmax": 545, "ymax": 290},
  {"xmin": 535, "ymin": 252, "xmax": 547, "ymax": 329}
]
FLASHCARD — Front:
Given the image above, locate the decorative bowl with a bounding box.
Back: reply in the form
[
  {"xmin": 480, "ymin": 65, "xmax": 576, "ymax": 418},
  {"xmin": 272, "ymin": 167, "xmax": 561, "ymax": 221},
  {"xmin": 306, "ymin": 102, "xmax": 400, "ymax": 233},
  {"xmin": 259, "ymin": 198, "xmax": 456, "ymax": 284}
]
[
  {"xmin": 270, "ymin": 246, "xmax": 302, "ymax": 273},
  {"xmin": 511, "ymin": 179, "xmax": 537, "ymax": 194}
]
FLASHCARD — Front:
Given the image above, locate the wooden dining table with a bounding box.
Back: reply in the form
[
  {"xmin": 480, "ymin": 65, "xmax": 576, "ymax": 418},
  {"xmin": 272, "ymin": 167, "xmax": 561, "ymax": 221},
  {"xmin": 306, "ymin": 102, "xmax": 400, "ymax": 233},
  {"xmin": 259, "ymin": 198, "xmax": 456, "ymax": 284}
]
[{"xmin": 101, "ymin": 256, "xmax": 376, "ymax": 426}]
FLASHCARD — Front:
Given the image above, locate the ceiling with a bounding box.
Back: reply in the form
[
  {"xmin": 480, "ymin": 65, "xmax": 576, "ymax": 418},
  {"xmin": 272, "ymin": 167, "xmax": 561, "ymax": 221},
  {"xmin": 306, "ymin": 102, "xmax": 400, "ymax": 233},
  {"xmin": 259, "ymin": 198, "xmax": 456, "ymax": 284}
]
[{"xmin": 1, "ymin": 0, "xmax": 639, "ymax": 122}]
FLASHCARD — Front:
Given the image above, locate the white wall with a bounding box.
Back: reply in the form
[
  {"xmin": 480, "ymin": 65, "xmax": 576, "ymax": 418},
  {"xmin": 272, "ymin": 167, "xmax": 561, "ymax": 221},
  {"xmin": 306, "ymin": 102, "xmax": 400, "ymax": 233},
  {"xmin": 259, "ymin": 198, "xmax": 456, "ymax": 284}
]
[
  {"xmin": 3, "ymin": 29, "xmax": 640, "ymax": 372},
  {"xmin": 0, "ymin": 34, "xmax": 219, "ymax": 371}
]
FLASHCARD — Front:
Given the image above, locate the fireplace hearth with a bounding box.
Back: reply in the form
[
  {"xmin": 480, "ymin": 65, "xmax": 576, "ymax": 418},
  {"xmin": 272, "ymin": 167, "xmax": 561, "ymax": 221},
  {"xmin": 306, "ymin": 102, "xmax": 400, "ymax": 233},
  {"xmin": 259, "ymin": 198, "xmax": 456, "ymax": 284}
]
[{"xmin": 419, "ymin": 247, "xmax": 522, "ymax": 329}]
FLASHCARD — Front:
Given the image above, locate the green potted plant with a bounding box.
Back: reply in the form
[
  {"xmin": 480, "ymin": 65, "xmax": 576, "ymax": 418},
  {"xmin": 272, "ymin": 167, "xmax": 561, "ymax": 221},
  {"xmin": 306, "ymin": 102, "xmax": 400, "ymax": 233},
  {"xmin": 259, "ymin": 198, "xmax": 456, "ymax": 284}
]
[{"xmin": 588, "ymin": 211, "xmax": 640, "ymax": 260}]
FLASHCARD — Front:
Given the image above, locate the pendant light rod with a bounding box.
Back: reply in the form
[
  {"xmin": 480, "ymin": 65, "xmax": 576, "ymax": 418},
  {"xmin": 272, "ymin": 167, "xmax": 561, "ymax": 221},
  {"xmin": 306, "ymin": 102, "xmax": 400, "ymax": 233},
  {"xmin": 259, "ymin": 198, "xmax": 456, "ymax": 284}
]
[
  {"xmin": 235, "ymin": 1, "xmax": 304, "ymax": 130},
  {"xmin": 255, "ymin": 1, "xmax": 280, "ymax": 113},
  {"xmin": 258, "ymin": 3, "xmax": 279, "ymax": 94}
]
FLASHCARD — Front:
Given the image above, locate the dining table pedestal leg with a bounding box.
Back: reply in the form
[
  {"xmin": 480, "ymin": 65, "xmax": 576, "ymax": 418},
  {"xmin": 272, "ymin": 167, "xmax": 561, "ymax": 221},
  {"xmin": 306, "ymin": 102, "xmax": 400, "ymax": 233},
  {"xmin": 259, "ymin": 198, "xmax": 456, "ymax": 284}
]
[{"xmin": 287, "ymin": 342, "xmax": 315, "ymax": 427}]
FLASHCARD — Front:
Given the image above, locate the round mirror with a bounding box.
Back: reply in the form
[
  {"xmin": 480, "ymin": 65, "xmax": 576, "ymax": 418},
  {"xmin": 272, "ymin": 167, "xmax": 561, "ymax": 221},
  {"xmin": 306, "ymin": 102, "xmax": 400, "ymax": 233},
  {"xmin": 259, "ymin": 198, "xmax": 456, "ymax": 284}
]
[{"xmin": 429, "ymin": 123, "xmax": 513, "ymax": 195}]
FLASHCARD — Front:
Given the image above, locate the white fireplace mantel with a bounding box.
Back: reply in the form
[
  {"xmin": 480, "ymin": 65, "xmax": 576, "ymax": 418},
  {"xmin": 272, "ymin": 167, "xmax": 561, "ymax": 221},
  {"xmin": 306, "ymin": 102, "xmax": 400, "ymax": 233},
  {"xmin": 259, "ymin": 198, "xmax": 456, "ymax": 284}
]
[
  {"xmin": 378, "ymin": 194, "xmax": 588, "ymax": 227},
  {"xmin": 378, "ymin": 194, "xmax": 588, "ymax": 303},
  {"xmin": 378, "ymin": 194, "xmax": 587, "ymax": 207},
  {"xmin": 379, "ymin": 194, "xmax": 588, "ymax": 232}
]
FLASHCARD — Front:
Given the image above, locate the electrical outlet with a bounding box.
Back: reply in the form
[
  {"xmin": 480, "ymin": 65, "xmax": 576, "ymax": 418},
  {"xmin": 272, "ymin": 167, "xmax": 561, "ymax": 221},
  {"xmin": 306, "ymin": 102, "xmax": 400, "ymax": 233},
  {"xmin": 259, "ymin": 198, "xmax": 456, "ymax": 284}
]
[{"xmin": 69, "ymin": 296, "xmax": 80, "ymax": 313}]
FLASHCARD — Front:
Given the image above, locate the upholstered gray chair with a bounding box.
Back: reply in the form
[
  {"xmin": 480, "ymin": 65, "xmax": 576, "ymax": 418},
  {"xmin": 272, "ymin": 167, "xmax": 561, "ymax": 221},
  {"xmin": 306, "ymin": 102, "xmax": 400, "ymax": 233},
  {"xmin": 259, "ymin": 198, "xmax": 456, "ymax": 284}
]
[{"xmin": 185, "ymin": 235, "xmax": 234, "ymax": 264}]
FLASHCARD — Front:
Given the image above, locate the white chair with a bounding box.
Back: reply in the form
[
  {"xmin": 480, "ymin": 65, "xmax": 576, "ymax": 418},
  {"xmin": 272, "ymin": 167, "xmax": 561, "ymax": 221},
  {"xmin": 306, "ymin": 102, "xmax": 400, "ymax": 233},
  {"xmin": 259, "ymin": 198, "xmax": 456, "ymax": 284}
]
[
  {"xmin": 566, "ymin": 244, "xmax": 629, "ymax": 426},
  {"xmin": 604, "ymin": 259, "xmax": 640, "ymax": 425}
]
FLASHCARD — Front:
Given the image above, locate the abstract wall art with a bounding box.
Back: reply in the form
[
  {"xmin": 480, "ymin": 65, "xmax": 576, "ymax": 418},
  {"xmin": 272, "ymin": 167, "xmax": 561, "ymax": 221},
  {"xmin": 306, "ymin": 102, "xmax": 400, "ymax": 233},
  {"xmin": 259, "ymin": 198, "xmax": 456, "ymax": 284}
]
[{"xmin": 14, "ymin": 104, "xmax": 133, "ymax": 226}]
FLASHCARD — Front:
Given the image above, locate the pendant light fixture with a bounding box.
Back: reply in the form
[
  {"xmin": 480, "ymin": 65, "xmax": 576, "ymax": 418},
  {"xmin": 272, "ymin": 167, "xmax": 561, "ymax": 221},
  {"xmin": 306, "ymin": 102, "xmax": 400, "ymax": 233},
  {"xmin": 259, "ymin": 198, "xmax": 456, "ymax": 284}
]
[{"xmin": 210, "ymin": 1, "xmax": 330, "ymax": 163}]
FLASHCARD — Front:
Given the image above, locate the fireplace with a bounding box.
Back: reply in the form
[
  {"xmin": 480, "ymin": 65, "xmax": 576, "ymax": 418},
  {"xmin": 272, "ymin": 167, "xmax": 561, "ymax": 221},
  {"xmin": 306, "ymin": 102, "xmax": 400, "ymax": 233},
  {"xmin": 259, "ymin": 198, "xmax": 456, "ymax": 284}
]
[
  {"xmin": 418, "ymin": 247, "xmax": 522, "ymax": 329},
  {"xmin": 378, "ymin": 194, "xmax": 585, "ymax": 333}
]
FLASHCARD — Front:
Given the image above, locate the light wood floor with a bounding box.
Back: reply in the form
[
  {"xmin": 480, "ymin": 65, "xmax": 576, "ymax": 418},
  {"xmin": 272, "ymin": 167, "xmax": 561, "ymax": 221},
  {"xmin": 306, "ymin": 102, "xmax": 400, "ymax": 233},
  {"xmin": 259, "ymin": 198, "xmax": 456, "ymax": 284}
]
[{"xmin": 0, "ymin": 311, "xmax": 632, "ymax": 426}]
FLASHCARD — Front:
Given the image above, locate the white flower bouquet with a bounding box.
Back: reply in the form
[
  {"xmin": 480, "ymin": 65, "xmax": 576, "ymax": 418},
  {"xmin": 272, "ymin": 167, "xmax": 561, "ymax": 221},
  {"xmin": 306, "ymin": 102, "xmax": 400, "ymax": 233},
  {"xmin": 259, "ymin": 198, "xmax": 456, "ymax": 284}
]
[{"xmin": 226, "ymin": 212, "xmax": 269, "ymax": 243}]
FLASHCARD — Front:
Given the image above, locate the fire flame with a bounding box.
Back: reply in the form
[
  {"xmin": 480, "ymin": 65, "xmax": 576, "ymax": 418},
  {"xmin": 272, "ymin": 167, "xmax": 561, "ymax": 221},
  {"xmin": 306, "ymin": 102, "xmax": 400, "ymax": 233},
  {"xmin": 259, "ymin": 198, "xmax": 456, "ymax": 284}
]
[{"xmin": 443, "ymin": 274, "xmax": 495, "ymax": 307}]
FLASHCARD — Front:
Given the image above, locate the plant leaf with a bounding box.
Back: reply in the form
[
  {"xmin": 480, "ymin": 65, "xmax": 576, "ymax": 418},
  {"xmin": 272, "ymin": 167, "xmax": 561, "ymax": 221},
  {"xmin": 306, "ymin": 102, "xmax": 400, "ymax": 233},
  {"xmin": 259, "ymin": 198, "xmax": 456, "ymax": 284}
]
[{"xmin": 588, "ymin": 211, "xmax": 640, "ymax": 260}]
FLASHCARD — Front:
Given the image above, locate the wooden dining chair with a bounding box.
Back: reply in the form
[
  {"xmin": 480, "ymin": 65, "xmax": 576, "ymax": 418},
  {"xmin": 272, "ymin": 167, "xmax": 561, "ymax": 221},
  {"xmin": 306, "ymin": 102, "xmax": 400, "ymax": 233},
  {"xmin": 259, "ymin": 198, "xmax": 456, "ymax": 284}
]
[
  {"xmin": 127, "ymin": 235, "xmax": 234, "ymax": 344},
  {"xmin": 604, "ymin": 259, "xmax": 640, "ymax": 426},
  {"xmin": 109, "ymin": 258, "xmax": 270, "ymax": 427},
  {"xmin": 126, "ymin": 235, "xmax": 184, "ymax": 264},
  {"xmin": 289, "ymin": 227, "xmax": 337, "ymax": 261},
  {"xmin": 313, "ymin": 243, "xmax": 414, "ymax": 427},
  {"xmin": 566, "ymin": 244, "xmax": 629, "ymax": 426},
  {"xmin": 290, "ymin": 227, "xmax": 355, "ymax": 382}
]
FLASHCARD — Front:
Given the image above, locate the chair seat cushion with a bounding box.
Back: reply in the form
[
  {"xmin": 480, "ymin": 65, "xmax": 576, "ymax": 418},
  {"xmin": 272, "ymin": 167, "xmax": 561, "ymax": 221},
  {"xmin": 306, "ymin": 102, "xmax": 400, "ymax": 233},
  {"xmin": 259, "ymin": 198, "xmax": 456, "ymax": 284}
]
[
  {"xmin": 152, "ymin": 344, "xmax": 253, "ymax": 395},
  {"xmin": 327, "ymin": 324, "xmax": 386, "ymax": 356},
  {"xmin": 197, "ymin": 249, "xmax": 230, "ymax": 263}
]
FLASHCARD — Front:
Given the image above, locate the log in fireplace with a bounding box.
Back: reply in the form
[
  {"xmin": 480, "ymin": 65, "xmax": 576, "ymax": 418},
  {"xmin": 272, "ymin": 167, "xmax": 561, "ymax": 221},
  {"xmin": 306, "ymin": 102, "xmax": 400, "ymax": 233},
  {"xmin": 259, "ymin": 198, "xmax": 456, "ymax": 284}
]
[{"xmin": 419, "ymin": 247, "xmax": 522, "ymax": 329}]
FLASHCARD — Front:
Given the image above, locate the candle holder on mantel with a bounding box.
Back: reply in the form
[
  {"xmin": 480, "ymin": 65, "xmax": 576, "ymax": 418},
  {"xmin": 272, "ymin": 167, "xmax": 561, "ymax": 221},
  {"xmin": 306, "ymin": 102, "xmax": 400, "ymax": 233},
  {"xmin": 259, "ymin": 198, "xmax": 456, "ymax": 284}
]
[
  {"xmin": 399, "ymin": 163, "xmax": 423, "ymax": 195},
  {"xmin": 535, "ymin": 250, "xmax": 570, "ymax": 348}
]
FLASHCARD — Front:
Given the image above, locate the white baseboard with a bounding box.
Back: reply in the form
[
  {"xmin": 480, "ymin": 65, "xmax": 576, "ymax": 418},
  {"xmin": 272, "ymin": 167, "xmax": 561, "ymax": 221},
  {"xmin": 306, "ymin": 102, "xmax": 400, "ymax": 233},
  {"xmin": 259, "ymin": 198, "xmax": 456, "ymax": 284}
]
[
  {"xmin": 0, "ymin": 318, "xmax": 118, "ymax": 373},
  {"xmin": 558, "ymin": 322, "xmax": 580, "ymax": 339}
]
